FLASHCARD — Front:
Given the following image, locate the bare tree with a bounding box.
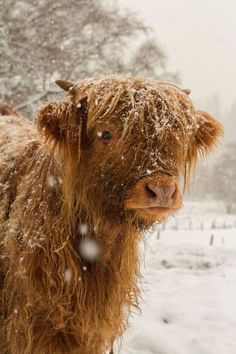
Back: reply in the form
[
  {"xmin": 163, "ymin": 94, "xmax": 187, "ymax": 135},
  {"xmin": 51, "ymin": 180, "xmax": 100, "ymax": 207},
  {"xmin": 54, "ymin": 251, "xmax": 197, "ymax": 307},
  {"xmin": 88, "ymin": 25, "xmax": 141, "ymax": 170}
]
[
  {"xmin": 211, "ymin": 143, "xmax": 236, "ymax": 213},
  {"xmin": 0, "ymin": 0, "xmax": 177, "ymax": 116}
]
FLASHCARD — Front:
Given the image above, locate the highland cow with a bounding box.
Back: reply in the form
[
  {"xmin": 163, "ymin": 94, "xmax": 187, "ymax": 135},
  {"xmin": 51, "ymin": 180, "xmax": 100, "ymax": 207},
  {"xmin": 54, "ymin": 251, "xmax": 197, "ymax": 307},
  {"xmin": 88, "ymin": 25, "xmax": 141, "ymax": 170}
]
[{"xmin": 0, "ymin": 76, "xmax": 222, "ymax": 354}]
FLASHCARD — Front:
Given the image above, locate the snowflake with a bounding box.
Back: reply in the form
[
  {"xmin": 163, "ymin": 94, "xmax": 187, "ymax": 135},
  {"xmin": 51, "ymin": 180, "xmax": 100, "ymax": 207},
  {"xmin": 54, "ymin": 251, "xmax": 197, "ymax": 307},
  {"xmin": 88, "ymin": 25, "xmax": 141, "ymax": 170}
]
[
  {"xmin": 64, "ymin": 268, "xmax": 72, "ymax": 283},
  {"xmin": 47, "ymin": 175, "xmax": 57, "ymax": 187},
  {"xmin": 79, "ymin": 239, "xmax": 101, "ymax": 261},
  {"xmin": 79, "ymin": 223, "xmax": 88, "ymax": 235}
]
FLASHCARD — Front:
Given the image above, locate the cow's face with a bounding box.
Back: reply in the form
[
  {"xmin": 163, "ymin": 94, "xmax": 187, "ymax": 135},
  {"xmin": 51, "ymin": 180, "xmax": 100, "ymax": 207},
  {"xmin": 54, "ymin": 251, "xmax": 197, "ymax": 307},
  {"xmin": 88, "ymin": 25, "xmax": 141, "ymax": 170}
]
[
  {"xmin": 79, "ymin": 118, "xmax": 183, "ymax": 225},
  {"xmin": 36, "ymin": 77, "xmax": 223, "ymax": 227}
]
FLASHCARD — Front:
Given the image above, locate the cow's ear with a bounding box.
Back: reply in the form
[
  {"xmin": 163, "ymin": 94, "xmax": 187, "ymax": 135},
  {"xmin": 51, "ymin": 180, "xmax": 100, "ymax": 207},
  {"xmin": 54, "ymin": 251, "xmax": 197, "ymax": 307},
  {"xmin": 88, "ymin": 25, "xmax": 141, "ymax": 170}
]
[
  {"xmin": 193, "ymin": 111, "xmax": 223, "ymax": 154},
  {"xmin": 36, "ymin": 100, "xmax": 88, "ymax": 165},
  {"xmin": 36, "ymin": 101, "xmax": 81, "ymax": 145},
  {"xmin": 185, "ymin": 111, "xmax": 223, "ymax": 183}
]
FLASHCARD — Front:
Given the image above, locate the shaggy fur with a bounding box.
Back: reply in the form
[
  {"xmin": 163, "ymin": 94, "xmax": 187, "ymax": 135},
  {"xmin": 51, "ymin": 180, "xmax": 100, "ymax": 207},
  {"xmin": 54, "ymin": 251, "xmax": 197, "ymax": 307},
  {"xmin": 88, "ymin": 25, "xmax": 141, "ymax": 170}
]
[
  {"xmin": 0, "ymin": 76, "xmax": 223, "ymax": 354},
  {"xmin": 0, "ymin": 104, "xmax": 19, "ymax": 117}
]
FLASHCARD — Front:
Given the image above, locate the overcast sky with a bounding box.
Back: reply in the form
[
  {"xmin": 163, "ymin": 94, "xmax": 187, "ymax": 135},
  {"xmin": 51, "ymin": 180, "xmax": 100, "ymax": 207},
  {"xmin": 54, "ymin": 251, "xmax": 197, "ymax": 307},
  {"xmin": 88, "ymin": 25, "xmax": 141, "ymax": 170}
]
[{"xmin": 117, "ymin": 0, "xmax": 236, "ymax": 113}]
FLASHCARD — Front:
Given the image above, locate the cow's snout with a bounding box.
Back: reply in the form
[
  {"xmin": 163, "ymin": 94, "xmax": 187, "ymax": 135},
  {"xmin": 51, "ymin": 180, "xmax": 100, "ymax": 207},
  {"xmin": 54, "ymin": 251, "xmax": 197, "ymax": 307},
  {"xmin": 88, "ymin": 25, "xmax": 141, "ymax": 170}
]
[
  {"xmin": 145, "ymin": 182, "xmax": 176, "ymax": 207},
  {"xmin": 125, "ymin": 174, "xmax": 181, "ymax": 221}
]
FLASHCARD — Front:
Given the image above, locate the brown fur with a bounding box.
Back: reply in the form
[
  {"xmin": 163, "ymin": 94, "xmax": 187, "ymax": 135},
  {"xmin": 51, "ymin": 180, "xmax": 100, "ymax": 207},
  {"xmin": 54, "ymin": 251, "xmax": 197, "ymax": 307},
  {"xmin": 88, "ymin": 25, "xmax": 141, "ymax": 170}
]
[
  {"xmin": 0, "ymin": 104, "xmax": 20, "ymax": 117},
  {"xmin": 0, "ymin": 76, "xmax": 223, "ymax": 353}
]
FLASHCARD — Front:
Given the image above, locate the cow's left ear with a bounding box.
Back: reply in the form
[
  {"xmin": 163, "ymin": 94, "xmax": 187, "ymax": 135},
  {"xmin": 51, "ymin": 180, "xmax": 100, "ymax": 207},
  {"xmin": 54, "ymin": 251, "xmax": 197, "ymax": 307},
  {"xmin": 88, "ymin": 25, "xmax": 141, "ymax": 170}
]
[
  {"xmin": 193, "ymin": 111, "xmax": 223, "ymax": 154},
  {"xmin": 185, "ymin": 111, "xmax": 223, "ymax": 184}
]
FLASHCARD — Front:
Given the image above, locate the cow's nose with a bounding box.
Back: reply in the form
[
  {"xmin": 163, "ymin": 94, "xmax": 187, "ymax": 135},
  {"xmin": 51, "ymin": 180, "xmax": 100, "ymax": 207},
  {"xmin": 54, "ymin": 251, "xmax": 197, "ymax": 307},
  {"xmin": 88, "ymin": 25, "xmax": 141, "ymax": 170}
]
[{"xmin": 145, "ymin": 182, "xmax": 176, "ymax": 207}]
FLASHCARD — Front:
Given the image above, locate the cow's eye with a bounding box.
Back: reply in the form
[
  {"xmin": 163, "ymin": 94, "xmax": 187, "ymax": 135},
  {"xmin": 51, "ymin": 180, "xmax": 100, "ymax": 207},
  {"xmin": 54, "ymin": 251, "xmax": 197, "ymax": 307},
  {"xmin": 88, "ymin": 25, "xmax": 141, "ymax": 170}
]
[{"xmin": 97, "ymin": 131, "xmax": 113, "ymax": 140}]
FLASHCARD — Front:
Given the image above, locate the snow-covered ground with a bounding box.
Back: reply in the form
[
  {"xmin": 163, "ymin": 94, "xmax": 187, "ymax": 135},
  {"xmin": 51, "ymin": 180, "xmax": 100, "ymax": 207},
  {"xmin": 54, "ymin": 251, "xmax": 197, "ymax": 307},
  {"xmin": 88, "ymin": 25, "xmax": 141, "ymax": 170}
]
[{"xmin": 119, "ymin": 201, "xmax": 236, "ymax": 354}]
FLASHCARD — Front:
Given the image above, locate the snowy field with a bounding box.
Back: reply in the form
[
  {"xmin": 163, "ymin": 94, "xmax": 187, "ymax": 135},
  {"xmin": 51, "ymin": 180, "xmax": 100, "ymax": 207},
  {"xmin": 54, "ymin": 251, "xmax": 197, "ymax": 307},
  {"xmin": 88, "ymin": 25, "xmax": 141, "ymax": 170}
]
[{"xmin": 119, "ymin": 201, "xmax": 236, "ymax": 354}]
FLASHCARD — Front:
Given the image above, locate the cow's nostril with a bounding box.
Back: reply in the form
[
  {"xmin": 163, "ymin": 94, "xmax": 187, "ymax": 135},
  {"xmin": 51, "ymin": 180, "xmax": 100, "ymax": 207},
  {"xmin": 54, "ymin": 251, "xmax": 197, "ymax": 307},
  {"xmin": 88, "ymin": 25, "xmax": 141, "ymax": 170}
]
[
  {"xmin": 145, "ymin": 183, "xmax": 157, "ymax": 199},
  {"xmin": 145, "ymin": 182, "xmax": 177, "ymax": 205}
]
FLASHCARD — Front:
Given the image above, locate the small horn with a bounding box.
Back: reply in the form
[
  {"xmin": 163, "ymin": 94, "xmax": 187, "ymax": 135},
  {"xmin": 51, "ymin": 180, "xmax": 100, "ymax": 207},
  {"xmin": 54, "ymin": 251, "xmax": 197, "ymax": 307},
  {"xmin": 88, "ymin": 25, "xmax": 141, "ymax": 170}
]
[
  {"xmin": 183, "ymin": 88, "xmax": 191, "ymax": 95},
  {"xmin": 55, "ymin": 80, "xmax": 75, "ymax": 92}
]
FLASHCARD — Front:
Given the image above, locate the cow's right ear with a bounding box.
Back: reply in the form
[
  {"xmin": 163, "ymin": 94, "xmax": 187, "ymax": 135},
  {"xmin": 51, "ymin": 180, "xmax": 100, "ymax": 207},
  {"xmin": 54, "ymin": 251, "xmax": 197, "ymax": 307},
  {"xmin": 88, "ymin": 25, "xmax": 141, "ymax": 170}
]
[{"xmin": 36, "ymin": 101, "xmax": 85, "ymax": 146}]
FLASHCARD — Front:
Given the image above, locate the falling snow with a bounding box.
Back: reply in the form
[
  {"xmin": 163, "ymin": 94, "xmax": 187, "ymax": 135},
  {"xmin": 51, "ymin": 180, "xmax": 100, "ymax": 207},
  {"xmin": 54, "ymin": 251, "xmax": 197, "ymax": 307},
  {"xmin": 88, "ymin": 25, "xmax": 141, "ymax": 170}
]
[
  {"xmin": 64, "ymin": 268, "xmax": 72, "ymax": 283},
  {"xmin": 79, "ymin": 239, "xmax": 101, "ymax": 261},
  {"xmin": 47, "ymin": 175, "xmax": 57, "ymax": 187},
  {"xmin": 79, "ymin": 223, "xmax": 88, "ymax": 235}
]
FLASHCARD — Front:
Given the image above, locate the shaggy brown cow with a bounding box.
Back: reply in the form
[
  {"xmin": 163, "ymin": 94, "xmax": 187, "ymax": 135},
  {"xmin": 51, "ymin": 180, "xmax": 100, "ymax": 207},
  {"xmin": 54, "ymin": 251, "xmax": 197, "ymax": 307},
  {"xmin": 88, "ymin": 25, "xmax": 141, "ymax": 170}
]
[{"xmin": 0, "ymin": 76, "xmax": 222, "ymax": 354}]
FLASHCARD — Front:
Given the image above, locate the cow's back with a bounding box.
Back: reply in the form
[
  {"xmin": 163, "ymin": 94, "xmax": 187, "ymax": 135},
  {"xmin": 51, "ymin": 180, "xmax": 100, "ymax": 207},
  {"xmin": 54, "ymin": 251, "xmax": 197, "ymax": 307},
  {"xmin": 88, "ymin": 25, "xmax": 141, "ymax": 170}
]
[
  {"xmin": 0, "ymin": 115, "xmax": 40, "ymax": 352},
  {"xmin": 0, "ymin": 115, "xmax": 37, "ymax": 161},
  {"xmin": 0, "ymin": 115, "xmax": 40, "ymax": 228}
]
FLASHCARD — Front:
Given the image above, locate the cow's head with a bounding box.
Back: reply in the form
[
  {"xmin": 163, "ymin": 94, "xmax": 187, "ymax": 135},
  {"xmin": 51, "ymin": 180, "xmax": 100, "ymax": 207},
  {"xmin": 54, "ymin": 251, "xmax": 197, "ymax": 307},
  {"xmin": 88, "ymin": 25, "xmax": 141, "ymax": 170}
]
[{"xmin": 36, "ymin": 77, "xmax": 223, "ymax": 228}]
